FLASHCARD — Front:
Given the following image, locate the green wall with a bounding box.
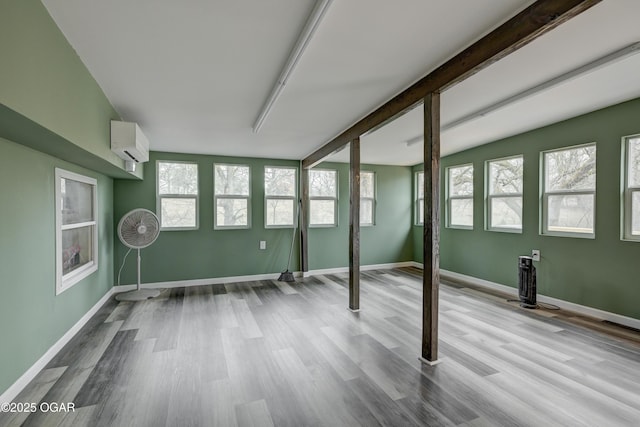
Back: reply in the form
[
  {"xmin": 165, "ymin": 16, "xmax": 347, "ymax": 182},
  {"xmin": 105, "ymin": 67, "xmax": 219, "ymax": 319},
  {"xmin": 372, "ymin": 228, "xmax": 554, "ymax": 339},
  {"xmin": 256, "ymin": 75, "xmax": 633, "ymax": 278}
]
[
  {"xmin": 0, "ymin": 0, "xmax": 141, "ymax": 179},
  {"xmin": 414, "ymin": 98, "xmax": 640, "ymax": 319},
  {"xmin": 0, "ymin": 0, "xmax": 132, "ymax": 397},
  {"xmin": 308, "ymin": 162, "xmax": 414, "ymax": 270},
  {"xmin": 114, "ymin": 152, "xmax": 301, "ymax": 284},
  {"xmin": 0, "ymin": 137, "xmax": 114, "ymax": 396},
  {"xmin": 113, "ymin": 156, "xmax": 414, "ymax": 284}
]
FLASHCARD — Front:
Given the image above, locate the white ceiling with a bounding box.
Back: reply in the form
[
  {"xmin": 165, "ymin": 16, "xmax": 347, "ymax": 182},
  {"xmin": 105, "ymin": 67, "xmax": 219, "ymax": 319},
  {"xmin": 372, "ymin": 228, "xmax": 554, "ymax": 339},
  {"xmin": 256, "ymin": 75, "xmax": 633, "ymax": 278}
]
[{"xmin": 42, "ymin": 0, "xmax": 640, "ymax": 166}]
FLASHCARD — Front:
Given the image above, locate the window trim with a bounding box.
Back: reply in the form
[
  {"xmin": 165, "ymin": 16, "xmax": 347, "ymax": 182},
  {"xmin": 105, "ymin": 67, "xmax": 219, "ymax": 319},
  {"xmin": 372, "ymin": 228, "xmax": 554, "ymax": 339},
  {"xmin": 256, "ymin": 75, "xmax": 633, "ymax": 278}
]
[
  {"xmin": 485, "ymin": 155, "xmax": 523, "ymax": 233},
  {"xmin": 446, "ymin": 163, "xmax": 474, "ymax": 230},
  {"xmin": 214, "ymin": 163, "xmax": 251, "ymax": 230},
  {"xmin": 156, "ymin": 160, "xmax": 200, "ymax": 231},
  {"xmin": 540, "ymin": 142, "xmax": 596, "ymax": 239},
  {"xmin": 415, "ymin": 171, "xmax": 424, "ymax": 226},
  {"xmin": 360, "ymin": 171, "xmax": 375, "ymax": 227},
  {"xmin": 622, "ymin": 134, "xmax": 640, "ymax": 241},
  {"xmin": 309, "ymin": 168, "xmax": 338, "ymax": 227},
  {"xmin": 55, "ymin": 168, "xmax": 98, "ymax": 295},
  {"xmin": 264, "ymin": 165, "xmax": 298, "ymax": 229}
]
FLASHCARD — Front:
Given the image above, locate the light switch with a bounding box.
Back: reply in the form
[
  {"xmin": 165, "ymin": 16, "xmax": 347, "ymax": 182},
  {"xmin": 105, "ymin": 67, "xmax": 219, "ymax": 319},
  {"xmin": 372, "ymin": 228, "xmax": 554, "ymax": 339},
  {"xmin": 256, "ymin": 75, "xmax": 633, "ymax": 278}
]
[{"xmin": 259, "ymin": 240, "xmax": 266, "ymax": 250}]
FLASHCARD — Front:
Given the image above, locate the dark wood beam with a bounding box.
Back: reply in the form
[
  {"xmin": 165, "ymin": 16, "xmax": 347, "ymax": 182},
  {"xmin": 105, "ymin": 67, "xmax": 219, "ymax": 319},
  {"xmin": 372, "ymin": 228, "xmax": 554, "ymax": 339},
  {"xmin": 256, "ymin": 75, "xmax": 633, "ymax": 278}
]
[
  {"xmin": 301, "ymin": 0, "xmax": 600, "ymax": 169},
  {"xmin": 349, "ymin": 138, "xmax": 361, "ymax": 311},
  {"xmin": 422, "ymin": 93, "xmax": 440, "ymax": 363},
  {"xmin": 300, "ymin": 167, "xmax": 309, "ymax": 272}
]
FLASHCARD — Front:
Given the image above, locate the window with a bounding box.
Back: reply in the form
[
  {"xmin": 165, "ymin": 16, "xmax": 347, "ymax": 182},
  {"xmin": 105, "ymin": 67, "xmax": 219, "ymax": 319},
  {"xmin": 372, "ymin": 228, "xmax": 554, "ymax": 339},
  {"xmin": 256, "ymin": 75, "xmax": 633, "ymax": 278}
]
[
  {"xmin": 542, "ymin": 143, "xmax": 596, "ymax": 237},
  {"xmin": 446, "ymin": 164, "xmax": 474, "ymax": 228},
  {"xmin": 55, "ymin": 168, "xmax": 98, "ymax": 294},
  {"xmin": 416, "ymin": 171, "xmax": 424, "ymax": 225},
  {"xmin": 487, "ymin": 155, "xmax": 523, "ymax": 232},
  {"xmin": 309, "ymin": 169, "xmax": 337, "ymax": 226},
  {"xmin": 265, "ymin": 166, "xmax": 297, "ymax": 227},
  {"xmin": 360, "ymin": 171, "xmax": 375, "ymax": 226},
  {"xmin": 215, "ymin": 164, "xmax": 250, "ymax": 228},
  {"xmin": 623, "ymin": 135, "xmax": 640, "ymax": 240},
  {"xmin": 157, "ymin": 161, "xmax": 199, "ymax": 230}
]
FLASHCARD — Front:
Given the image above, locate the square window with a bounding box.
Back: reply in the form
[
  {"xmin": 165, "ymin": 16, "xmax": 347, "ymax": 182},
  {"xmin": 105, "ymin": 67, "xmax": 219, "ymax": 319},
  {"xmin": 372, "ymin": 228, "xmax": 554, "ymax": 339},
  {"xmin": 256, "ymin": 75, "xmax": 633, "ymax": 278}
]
[
  {"xmin": 55, "ymin": 169, "xmax": 98, "ymax": 294},
  {"xmin": 309, "ymin": 169, "xmax": 337, "ymax": 226},
  {"xmin": 265, "ymin": 167, "xmax": 297, "ymax": 227},
  {"xmin": 215, "ymin": 164, "xmax": 250, "ymax": 229},
  {"xmin": 157, "ymin": 161, "xmax": 199, "ymax": 230},
  {"xmin": 542, "ymin": 144, "xmax": 596, "ymax": 237}
]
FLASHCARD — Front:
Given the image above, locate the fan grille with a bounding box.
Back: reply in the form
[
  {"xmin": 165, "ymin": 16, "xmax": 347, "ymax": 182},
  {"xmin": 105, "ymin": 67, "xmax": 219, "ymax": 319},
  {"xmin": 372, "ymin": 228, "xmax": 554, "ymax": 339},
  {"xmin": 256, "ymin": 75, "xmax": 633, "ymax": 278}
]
[{"xmin": 118, "ymin": 209, "xmax": 160, "ymax": 249}]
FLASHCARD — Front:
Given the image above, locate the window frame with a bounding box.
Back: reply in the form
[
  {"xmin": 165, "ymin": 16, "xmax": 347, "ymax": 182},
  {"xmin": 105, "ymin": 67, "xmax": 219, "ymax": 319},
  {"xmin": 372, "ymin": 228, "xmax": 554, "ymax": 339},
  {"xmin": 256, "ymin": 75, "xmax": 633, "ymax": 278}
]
[
  {"xmin": 485, "ymin": 155, "xmax": 523, "ymax": 233},
  {"xmin": 156, "ymin": 160, "xmax": 200, "ymax": 231},
  {"xmin": 264, "ymin": 166, "xmax": 298, "ymax": 229},
  {"xmin": 214, "ymin": 163, "xmax": 251, "ymax": 230},
  {"xmin": 309, "ymin": 168, "xmax": 338, "ymax": 227},
  {"xmin": 446, "ymin": 164, "xmax": 474, "ymax": 230},
  {"xmin": 415, "ymin": 171, "xmax": 424, "ymax": 226},
  {"xmin": 540, "ymin": 142, "xmax": 596, "ymax": 239},
  {"xmin": 55, "ymin": 168, "xmax": 99, "ymax": 295},
  {"xmin": 360, "ymin": 171, "xmax": 375, "ymax": 227},
  {"xmin": 622, "ymin": 134, "xmax": 640, "ymax": 241}
]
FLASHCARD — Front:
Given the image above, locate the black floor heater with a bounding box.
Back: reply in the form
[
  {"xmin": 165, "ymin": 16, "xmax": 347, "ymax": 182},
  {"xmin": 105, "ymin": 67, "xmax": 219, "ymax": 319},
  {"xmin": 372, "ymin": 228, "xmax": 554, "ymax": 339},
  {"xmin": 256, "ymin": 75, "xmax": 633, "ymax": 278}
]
[{"xmin": 518, "ymin": 256, "xmax": 537, "ymax": 309}]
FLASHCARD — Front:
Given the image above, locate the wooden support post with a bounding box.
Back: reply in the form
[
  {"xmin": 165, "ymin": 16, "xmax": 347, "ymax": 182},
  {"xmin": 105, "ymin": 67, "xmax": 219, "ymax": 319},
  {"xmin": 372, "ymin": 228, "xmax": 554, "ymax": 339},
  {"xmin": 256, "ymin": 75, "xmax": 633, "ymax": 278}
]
[
  {"xmin": 349, "ymin": 137, "xmax": 361, "ymax": 311},
  {"xmin": 422, "ymin": 92, "xmax": 440, "ymax": 364},
  {"xmin": 300, "ymin": 166, "xmax": 309, "ymax": 272}
]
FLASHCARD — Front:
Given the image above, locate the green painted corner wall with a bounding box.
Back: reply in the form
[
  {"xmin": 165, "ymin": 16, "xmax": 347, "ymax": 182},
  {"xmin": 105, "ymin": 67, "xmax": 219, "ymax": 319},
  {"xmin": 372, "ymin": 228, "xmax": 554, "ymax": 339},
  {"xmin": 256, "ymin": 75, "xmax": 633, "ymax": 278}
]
[
  {"xmin": 113, "ymin": 152, "xmax": 301, "ymax": 284},
  {"xmin": 0, "ymin": 0, "xmax": 141, "ymax": 179},
  {"xmin": 413, "ymin": 98, "xmax": 640, "ymax": 319},
  {"xmin": 308, "ymin": 162, "xmax": 414, "ymax": 270},
  {"xmin": 113, "ymin": 155, "xmax": 413, "ymax": 284},
  {"xmin": 0, "ymin": 136, "xmax": 114, "ymax": 396}
]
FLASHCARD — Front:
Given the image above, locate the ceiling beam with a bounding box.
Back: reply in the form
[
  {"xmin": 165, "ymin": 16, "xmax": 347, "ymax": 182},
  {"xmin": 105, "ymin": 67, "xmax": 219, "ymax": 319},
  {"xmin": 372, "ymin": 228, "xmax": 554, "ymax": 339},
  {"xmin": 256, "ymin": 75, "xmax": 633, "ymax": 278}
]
[{"xmin": 301, "ymin": 0, "xmax": 601, "ymax": 169}]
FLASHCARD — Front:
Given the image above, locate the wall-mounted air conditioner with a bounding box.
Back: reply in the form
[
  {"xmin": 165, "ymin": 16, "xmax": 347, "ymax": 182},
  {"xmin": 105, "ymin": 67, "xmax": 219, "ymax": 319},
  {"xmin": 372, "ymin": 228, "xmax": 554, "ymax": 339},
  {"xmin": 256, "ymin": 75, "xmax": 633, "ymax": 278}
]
[{"xmin": 110, "ymin": 120, "xmax": 150, "ymax": 166}]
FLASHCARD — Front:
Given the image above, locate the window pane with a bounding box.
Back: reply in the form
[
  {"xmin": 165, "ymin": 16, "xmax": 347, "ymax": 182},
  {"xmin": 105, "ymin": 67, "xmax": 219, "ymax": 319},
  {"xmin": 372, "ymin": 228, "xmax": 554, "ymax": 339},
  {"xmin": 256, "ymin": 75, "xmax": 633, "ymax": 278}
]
[
  {"xmin": 310, "ymin": 199, "xmax": 335, "ymax": 225},
  {"xmin": 61, "ymin": 178, "xmax": 94, "ymax": 224},
  {"xmin": 417, "ymin": 172, "xmax": 424, "ymax": 198},
  {"xmin": 489, "ymin": 157, "xmax": 523, "ymax": 195},
  {"xmin": 161, "ymin": 198, "xmax": 197, "ymax": 228},
  {"xmin": 215, "ymin": 164, "xmax": 250, "ymax": 196},
  {"xmin": 417, "ymin": 199, "xmax": 424, "ymax": 225},
  {"xmin": 309, "ymin": 170, "xmax": 336, "ymax": 197},
  {"xmin": 545, "ymin": 146, "xmax": 596, "ymax": 191},
  {"xmin": 450, "ymin": 198, "xmax": 473, "ymax": 227},
  {"xmin": 361, "ymin": 172, "xmax": 374, "ymax": 198},
  {"xmin": 449, "ymin": 165, "xmax": 473, "ymax": 196},
  {"xmin": 628, "ymin": 138, "xmax": 640, "ymax": 187},
  {"xmin": 265, "ymin": 167, "xmax": 296, "ymax": 196},
  {"xmin": 216, "ymin": 198, "xmax": 248, "ymax": 227},
  {"xmin": 62, "ymin": 226, "xmax": 94, "ymax": 276},
  {"xmin": 490, "ymin": 197, "xmax": 522, "ymax": 229},
  {"xmin": 632, "ymin": 191, "xmax": 640, "ymax": 235},
  {"xmin": 266, "ymin": 199, "xmax": 294, "ymax": 226},
  {"xmin": 547, "ymin": 194, "xmax": 594, "ymax": 233},
  {"xmin": 360, "ymin": 199, "xmax": 373, "ymax": 225},
  {"xmin": 158, "ymin": 162, "xmax": 198, "ymax": 195}
]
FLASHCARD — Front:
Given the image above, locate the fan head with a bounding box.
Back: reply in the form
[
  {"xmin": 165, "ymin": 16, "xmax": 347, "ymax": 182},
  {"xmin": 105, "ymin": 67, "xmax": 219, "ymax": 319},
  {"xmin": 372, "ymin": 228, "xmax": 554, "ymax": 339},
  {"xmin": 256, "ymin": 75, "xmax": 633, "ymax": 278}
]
[{"xmin": 118, "ymin": 209, "xmax": 160, "ymax": 249}]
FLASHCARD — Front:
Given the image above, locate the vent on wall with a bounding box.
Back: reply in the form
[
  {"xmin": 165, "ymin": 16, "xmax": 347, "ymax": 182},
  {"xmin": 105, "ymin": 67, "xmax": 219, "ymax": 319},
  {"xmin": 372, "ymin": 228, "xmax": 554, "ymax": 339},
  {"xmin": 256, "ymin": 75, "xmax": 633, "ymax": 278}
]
[{"xmin": 110, "ymin": 120, "xmax": 150, "ymax": 165}]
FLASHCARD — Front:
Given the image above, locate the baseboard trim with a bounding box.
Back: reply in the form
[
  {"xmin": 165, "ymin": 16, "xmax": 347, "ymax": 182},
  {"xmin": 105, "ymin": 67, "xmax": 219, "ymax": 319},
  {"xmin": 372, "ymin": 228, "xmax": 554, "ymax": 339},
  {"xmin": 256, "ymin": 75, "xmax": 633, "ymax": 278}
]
[
  {"xmin": 0, "ymin": 288, "xmax": 115, "ymax": 404},
  {"xmin": 306, "ymin": 261, "xmax": 415, "ymax": 277},
  {"xmin": 114, "ymin": 262, "xmax": 415, "ymax": 292},
  {"xmin": 114, "ymin": 271, "xmax": 302, "ymax": 292},
  {"xmin": 412, "ymin": 264, "xmax": 640, "ymax": 331}
]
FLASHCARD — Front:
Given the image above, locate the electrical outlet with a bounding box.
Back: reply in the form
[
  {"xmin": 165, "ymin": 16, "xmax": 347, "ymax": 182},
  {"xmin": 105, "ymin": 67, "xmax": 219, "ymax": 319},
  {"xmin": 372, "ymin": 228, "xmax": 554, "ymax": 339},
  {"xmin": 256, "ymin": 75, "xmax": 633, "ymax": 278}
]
[
  {"xmin": 259, "ymin": 240, "xmax": 266, "ymax": 250},
  {"xmin": 532, "ymin": 249, "xmax": 540, "ymax": 262}
]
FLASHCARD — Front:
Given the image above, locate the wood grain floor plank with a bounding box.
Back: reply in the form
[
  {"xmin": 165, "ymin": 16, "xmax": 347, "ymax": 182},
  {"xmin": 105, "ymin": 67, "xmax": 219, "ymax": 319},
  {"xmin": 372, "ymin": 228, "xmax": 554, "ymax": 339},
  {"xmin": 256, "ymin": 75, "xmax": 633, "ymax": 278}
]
[{"xmin": 5, "ymin": 268, "xmax": 639, "ymax": 427}]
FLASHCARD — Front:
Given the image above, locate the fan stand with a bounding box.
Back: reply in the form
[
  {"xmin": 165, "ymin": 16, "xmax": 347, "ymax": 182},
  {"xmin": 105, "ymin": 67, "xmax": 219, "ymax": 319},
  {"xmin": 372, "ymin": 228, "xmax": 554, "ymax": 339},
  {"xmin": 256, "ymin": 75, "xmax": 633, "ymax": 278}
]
[{"xmin": 115, "ymin": 249, "xmax": 161, "ymax": 302}]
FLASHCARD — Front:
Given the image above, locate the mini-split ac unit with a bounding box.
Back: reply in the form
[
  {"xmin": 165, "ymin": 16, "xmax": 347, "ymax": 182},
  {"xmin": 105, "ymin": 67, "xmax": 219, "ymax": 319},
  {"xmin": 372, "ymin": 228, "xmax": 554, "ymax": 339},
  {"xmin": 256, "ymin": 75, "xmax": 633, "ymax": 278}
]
[{"xmin": 110, "ymin": 120, "xmax": 150, "ymax": 166}]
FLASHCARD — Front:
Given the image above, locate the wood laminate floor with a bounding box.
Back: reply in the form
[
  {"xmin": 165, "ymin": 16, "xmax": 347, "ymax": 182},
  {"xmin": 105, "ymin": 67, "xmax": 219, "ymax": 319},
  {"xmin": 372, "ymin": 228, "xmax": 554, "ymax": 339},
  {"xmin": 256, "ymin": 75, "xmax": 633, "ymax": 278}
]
[{"xmin": 2, "ymin": 267, "xmax": 639, "ymax": 427}]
